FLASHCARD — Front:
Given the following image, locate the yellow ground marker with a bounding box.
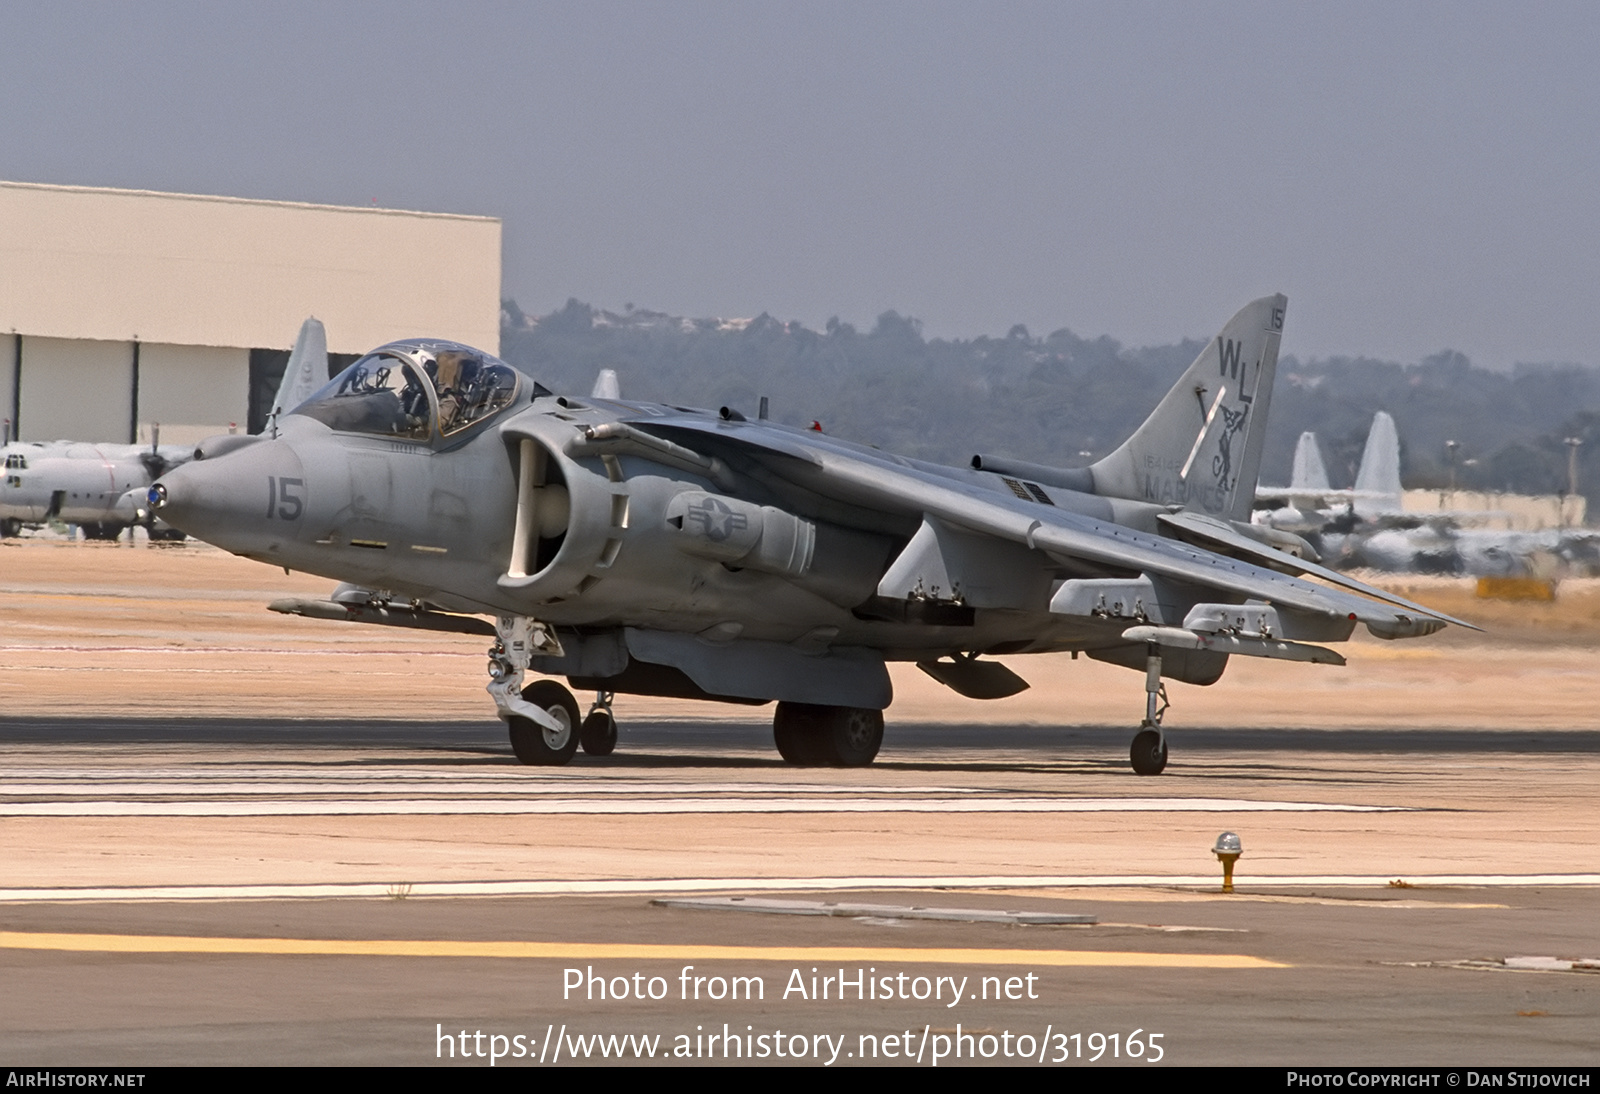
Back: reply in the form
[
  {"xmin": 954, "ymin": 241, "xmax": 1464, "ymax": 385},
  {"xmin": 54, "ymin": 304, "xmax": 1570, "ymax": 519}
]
[{"xmin": 0, "ymin": 932, "xmax": 1285, "ymax": 968}]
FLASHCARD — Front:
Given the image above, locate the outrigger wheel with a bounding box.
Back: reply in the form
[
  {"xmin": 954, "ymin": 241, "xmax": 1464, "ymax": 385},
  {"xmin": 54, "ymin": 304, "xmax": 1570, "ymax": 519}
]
[
  {"xmin": 1129, "ymin": 728, "xmax": 1168, "ymax": 776},
  {"xmin": 1129, "ymin": 643, "xmax": 1170, "ymax": 776},
  {"xmin": 507, "ymin": 679, "xmax": 581, "ymax": 766}
]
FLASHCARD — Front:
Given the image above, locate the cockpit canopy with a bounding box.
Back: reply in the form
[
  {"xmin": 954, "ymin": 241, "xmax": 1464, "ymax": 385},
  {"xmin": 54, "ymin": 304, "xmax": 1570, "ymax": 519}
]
[{"xmin": 291, "ymin": 340, "xmax": 522, "ymax": 442}]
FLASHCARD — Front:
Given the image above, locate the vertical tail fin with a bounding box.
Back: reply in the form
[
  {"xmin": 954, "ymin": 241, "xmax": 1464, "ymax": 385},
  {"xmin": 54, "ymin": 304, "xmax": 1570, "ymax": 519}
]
[
  {"xmin": 1088, "ymin": 294, "xmax": 1286, "ymax": 522},
  {"xmin": 270, "ymin": 318, "xmax": 328, "ymax": 430},
  {"xmin": 1290, "ymin": 431, "xmax": 1330, "ymax": 492},
  {"xmin": 1352, "ymin": 411, "xmax": 1403, "ymax": 516}
]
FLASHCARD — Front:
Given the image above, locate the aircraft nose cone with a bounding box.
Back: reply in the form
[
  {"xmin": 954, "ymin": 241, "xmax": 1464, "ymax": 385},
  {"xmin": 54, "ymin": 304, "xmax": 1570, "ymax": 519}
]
[{"xmin": 152, "ymin": 439, "xmax": 309, "ymax": 552}]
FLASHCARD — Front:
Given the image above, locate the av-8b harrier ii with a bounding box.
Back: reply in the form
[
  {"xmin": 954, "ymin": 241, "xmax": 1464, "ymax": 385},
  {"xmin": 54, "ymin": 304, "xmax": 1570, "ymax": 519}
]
[{"xmin": 150, "ymin": 296, "xmax": 1469, "ymax": 774}]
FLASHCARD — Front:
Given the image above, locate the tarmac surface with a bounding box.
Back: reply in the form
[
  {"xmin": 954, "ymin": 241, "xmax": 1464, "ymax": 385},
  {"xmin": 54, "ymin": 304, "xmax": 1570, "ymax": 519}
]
[{"xmin": 1, "ymin": 537, "xmax": 1597, "ymax": 1066}]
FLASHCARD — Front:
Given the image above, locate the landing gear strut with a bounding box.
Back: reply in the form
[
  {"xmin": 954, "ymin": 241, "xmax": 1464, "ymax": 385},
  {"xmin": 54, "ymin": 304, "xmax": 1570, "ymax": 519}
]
[
  {"xmin": 773, "ymin": 702, "xmax": 884, "ymax": 767},
  {"xmin": 580, "ymin": 690, "xmax": 618, "ymax": 756},
  {"xmin": 1129, "ymin": 644, "xmax": 1169, "ymax": 776},
  {"xmin": 486, "ymin": 615, "xmax": 578, "ymax": 766}
]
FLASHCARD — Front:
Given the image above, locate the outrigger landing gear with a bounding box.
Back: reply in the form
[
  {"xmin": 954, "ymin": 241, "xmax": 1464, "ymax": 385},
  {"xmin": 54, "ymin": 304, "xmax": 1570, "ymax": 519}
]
[
  {"xmin": 580, "ymin": 690, "xmax": 618, "ymax": 756},
  {"xmin": 1129, "ymin": 644, "xmax": 1170, "ymax": 776},
  {"xmin": 486, "ymin": 615, "xmax": 579, "ymax": 766}
]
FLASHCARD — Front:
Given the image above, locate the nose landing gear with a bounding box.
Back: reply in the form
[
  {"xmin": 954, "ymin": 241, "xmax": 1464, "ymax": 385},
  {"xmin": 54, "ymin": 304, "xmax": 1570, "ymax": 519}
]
[
  {"xmin": 506, "ymin": 679, "xmax": 581, "ymax": 765},
  {"xmin": 486, "ymin": 615, "xmax": 580, "ymax": 766}
]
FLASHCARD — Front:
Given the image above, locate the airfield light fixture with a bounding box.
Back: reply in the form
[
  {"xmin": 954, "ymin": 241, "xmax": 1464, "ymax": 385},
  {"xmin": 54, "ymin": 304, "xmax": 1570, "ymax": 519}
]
[{"xmin": 1212, "ymin": 831, "xmax": 1243, "ymax": 894}]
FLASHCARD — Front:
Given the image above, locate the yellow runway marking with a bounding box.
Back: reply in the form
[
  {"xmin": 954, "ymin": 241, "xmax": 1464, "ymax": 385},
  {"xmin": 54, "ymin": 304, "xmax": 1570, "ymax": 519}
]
[{"xmin": 0, "ymin": 932, "xmax": 1284, "ymax": 968}]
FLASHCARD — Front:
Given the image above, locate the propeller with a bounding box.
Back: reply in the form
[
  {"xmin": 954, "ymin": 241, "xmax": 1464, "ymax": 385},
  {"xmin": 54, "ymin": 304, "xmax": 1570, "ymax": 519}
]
[{"xmin": 139, "ymin": 423, "xmax": 170, "ymax": 477}]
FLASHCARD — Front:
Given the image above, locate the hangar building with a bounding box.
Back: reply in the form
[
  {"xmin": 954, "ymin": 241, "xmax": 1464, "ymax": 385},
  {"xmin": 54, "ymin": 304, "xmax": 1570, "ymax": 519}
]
[{"xmin": 1, "ymin": 181, "xmax": 501, "ymax": 445}]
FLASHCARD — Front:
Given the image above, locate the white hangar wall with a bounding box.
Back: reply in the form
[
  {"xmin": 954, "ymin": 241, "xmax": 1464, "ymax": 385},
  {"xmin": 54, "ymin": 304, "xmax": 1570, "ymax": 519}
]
[
  {"xmin": 0, "ymin": 181, "xmax": 502, "ymax": 444},
  {"xmin": 16, "ymin": 337, "xmax": 135, "ymax": 444}
]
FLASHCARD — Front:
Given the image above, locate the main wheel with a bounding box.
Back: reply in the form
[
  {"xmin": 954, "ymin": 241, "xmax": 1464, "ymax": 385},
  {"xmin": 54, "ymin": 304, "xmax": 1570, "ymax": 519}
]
[
  {"xmin": 508, "ymin": 680, "xmax": 581, "ymax": 766},
  {"xmin": 0, "ymin": 518, "xmax": 21, "ymax": 538},
  {"xmin": 773, "ymin": 703, "xmax": 884, "ymax": 767},
  {"xmin": 773, "ymin": 702, "xmax": 821, "ymax": 764},
  {"xmin": 826, "ymin": 706, "xmax": 884, "ymax": 767},
  {"xmin": 1129, "ymin": 727, "xmax": 1168, "ymax": 776},
  {"xmin": 579, "ymin": 709, "xmax": 618, "ymax": 756},
  {"xmin": 80, "ymin": 522, "xmax": 124, "ymax": 541}
]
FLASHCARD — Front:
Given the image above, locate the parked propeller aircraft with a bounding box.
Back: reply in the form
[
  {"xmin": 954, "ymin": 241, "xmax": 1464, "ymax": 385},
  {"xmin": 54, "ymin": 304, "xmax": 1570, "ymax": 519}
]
[
  {"xmin": 0, "ymin": 318, "xmax": 330, "ymax": 541},
  {"xmin": 0, "ymin": 435, "xmax": 192, "ymax": 539},
  {"xmin": 148, "ymin": 296, "xmax": 1470, "ymax": 774},
  {"xmin": 1253, "ymin": 412, "xmax": 1404, "ymax": 541},
  {"xmin": 1256, "ymin": 414, "xmax": 1597, "ymax": 577}
]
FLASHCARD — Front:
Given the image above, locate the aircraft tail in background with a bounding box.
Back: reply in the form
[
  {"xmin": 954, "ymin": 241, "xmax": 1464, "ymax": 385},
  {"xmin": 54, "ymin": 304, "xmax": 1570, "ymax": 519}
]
[
  {"xmin": 1290, "ymin": 431, "xmax": 1330, "ymax": 492},
  {"xmin": 1352, "ymin": 411, "xmax": 1403, "ymax": 516}
]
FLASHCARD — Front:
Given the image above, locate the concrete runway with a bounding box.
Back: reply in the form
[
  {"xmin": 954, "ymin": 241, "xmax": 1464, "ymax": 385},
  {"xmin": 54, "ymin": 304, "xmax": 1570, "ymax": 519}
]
[{"xmin": 1, "ymin": 541, "xmax": 1598, "ymax": 1066}]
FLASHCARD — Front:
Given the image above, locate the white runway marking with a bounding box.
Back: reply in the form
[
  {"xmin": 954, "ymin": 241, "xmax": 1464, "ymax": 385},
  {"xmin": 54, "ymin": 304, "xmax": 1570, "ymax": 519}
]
[
  {"xmin": 0, "ymin": 765, "xmax": 1406, "ymax": 816},
  {"xmin": 0, "ymin": 874, "xmax": 1596, "ymax": 903},
  {"xmin": 0, "ymin": 644, "xmax": 478, "ymax": 658},
  {"xmin": 0, "ymin": 779, "xmax": 987, "ymax": 798},
  {"xmin": 0, "ymin": 796, "xmax": 1400, "ymax": 817}
]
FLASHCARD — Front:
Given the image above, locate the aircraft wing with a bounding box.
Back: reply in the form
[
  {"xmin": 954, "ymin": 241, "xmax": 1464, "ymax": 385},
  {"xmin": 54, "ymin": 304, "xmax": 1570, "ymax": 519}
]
[
  {"xmin": 1156, "ymin": 509, "xmax": 1479, "ymax": 629},
  {"xmin": 614, "ymin": 415, "xmax": 1466, "ymax": 636}
]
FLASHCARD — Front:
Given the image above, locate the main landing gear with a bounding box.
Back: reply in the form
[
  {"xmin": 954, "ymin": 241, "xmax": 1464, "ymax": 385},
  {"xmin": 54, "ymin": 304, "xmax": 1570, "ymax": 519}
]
[
  {"xmin": 1129, "ymin": 644, "xmax": 1170, "ymax": 776},
  {"xmin": 773, "ymin": 702, "xmax": 884, "ymax": 767}
]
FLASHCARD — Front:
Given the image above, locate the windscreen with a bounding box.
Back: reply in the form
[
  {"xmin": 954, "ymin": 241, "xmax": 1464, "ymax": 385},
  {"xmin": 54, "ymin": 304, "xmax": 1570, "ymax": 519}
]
[
  {"xmin": 292, "ymin": 342, "xmax": 521, "ymax": 442},
  {"xmin": 293, "ymin": 354, "xmax": 433, "ymax": 440}
]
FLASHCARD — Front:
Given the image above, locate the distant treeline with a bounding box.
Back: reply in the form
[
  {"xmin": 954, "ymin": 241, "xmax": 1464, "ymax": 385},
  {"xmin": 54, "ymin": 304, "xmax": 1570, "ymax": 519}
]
[{"xmin": 500, "ymin": 299, "xmax": 1600, "ymax": 509}]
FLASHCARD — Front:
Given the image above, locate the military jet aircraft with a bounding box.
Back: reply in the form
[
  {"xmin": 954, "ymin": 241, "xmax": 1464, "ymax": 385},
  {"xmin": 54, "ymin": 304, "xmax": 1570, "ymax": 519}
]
[{"xmin": 148, "ymin": 296, "xmax": 1470, "ymax": 774}]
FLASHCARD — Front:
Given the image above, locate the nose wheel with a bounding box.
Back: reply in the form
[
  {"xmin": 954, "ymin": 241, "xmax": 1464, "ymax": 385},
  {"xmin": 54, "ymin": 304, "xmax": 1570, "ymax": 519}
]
[
  {"xmin": 1129, "ymin": 645, "xmax": 1170, "ymax": 776},
  {"xmin": 507, "ymin": 680, "xmax": 581, "ymax": 766}
]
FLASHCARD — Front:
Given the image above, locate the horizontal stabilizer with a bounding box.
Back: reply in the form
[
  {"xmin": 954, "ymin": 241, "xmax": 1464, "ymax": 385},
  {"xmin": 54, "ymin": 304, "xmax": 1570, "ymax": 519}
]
[{"xmin": 1156, "ymin": 510, "xmax": 1481, "ymax": 631}]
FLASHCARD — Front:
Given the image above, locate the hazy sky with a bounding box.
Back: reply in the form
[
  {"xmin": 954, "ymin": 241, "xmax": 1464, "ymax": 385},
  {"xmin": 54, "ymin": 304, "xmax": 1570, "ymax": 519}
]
[{"xmin": 4, "ymin": 2, "xmax": 1597, "ymax": 367}]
